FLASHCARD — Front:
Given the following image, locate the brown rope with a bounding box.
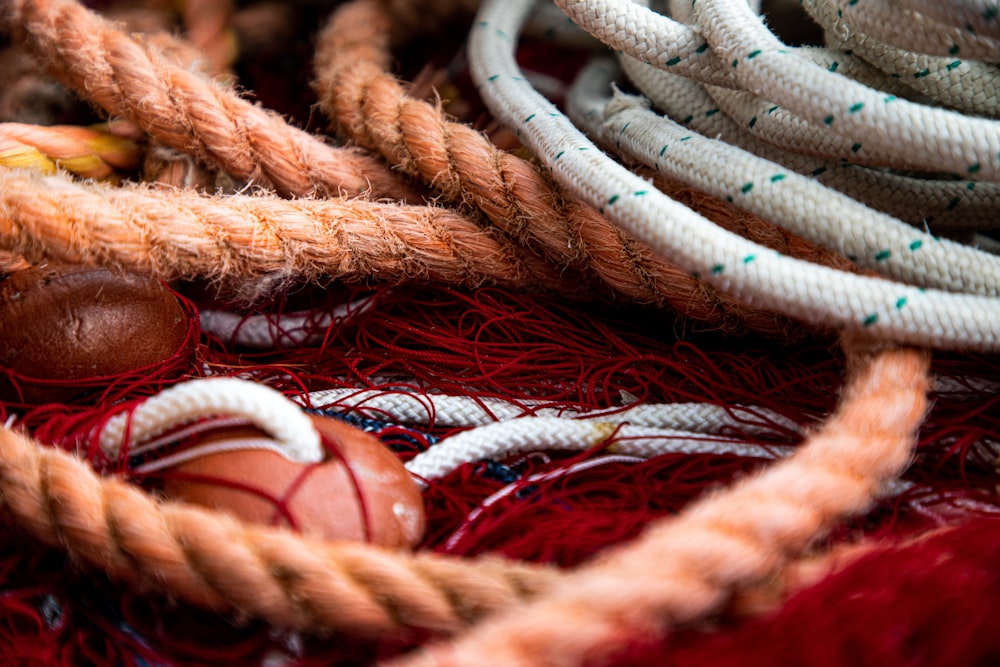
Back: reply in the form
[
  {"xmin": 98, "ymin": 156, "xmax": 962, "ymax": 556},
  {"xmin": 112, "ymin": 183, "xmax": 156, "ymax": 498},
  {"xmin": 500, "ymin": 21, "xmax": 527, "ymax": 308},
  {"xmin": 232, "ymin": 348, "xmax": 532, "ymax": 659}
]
[
  {"xmin": 313, "ymin": 0, "xmax": 807, "ymax": 338},
  {"xmin": 0, "ymin": 423, "xmax": 557, "ymax": 637},
  {"xmin": 0, "ymin": 168, "xmax": 579, "ymax": 301},
  {"xmin": 389, "ymin": 343, "xmax": 931, "ymax": 666},
  {"xmin": 4, "ymin": 0, "xmax": 419, "ymax": 200}
]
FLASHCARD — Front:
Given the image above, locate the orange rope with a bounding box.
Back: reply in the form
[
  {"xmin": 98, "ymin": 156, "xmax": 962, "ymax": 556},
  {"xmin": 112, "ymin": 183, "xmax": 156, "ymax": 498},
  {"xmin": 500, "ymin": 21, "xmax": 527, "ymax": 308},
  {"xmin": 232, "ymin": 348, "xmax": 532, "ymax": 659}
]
[
  {"xmin": 5, "ymin": 0, "xmax": 419, "ymax": 200},
  {"xmin": 314, "ymin": 0, "xmax": 804, "ymax": 338},
  {"xmin": 0, "ymin": 168, "xmax": 575, "ymax": 301},
  {"xmin": 389, "ymin": 344, "xmax": 930, "ymax": 667},
  {"xmin": 0, "ymin": 123, "xmax": 140, "ymax": 179}
]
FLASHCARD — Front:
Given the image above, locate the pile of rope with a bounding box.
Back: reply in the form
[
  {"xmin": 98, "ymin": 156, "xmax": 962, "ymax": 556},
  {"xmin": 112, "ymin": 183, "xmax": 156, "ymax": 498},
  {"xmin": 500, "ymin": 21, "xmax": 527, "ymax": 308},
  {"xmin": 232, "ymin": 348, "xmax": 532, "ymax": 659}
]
[{"xmin": 0, "ymin": 0, "xmax": 998, "ymax": 664}]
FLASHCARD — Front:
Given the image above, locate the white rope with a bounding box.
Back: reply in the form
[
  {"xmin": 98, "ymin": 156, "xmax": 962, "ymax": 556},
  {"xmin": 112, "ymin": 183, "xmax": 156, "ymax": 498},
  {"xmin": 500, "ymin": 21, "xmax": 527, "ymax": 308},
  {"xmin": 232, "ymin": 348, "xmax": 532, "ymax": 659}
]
[
  {"xmin": 199, "ymin": 294, "xmax": 376, "ymax": 349},
  {"xmin": 552, "ymin": 0, "xmax": 1000, "ymax": 181},
  {"xmin": 807, "ymin": 0, "xmax": 1000, "ymax": 118},
  {"xmin": 822, "ymin": 0, "xmax": 1000, "ymax": 60},
  {"xmin": 895, "ymin": 0, "xmax": 1000, "ymax": 40},
  {"xmin": 303, "ymin": 387, "xmax": 802, "ymax": 434},
  {"xmin": 403, "ymin": 417, "xmax": 792, "ymax": 486},
  {"xmin": 467, "ymin": 0, "xmax": 1000, "ymax": 350},
  {"xmin": 617, "ymin": 54, "xmax": 1000, "ymax": 231},
  {"xmin": 98, "ymin": 377, "xmax": 324, "ymax": 463},
  {"xmin": 568, "ymin": 59, "xmax": 1000, "ymax": 293}
]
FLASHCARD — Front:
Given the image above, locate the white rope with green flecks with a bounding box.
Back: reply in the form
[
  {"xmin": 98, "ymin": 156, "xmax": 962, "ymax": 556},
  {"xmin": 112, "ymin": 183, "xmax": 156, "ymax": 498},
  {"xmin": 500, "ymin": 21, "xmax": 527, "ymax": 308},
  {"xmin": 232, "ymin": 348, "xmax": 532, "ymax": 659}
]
[
  {"xmin": 467, "ymin": 0, "xmax": 1000, "ymax": 350},
  {"xmin": 895, "ymin": 0, "xmax": 1000, "ymax": 40},
  {"xmin": 806, "ymin": 0, "xmax": 1000, "ymax": 118},
  {"xmin": 551, "ymin": 0, "xmax": 1000, "ymax": 181},
  {"xmin": 821, "ymin": 0, "xmax": 1000, "ymax": 60},
  {"xmin": 566, "ymin": 58, "xmax": 1000, "ymax": 293},
  {"xmin": 616, "ymin": 54, "xmax": 1000, "ymax": 232}
]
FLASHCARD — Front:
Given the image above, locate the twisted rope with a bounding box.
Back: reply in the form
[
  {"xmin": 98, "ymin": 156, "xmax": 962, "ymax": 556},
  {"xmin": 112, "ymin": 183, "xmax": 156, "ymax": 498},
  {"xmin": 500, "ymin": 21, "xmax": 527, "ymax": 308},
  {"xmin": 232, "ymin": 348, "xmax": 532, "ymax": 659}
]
[
  {"xmin": 313, "ymin": 0, "xmax": 799, "ymax": 337},
  {"xmin": 0, "ymin": 420, "xmax": 557, "ymax": 636},
  {"xmin": 0, "ymin": 122, "xmax": 140, "ymax": 179},
  {"xmin": 389, "ymin": 343, "xmax": 930, "ymax": 666},
  {"xmin": 3, "ymin": 0, "xmax": 418, "ymax": 200},
  {"xmin": 0, "ymin": 168, "xmax": 575, "ymax": 300}
]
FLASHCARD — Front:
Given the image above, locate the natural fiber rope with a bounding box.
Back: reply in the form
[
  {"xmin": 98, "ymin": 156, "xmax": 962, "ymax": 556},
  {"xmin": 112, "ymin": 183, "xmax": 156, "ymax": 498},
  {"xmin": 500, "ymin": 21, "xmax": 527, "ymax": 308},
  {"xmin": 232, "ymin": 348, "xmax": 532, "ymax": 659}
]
[
  {"xmin": 0, "ymin": 420, "xmax": 558, "ymax": 637},
  {"xmin": 0, "ymin": 167, "xmax": 577, "ymax": 301},
  {"xmin": 388, "ymin": 342, "xmax": 930, "ymax": 666},
  {"xmin": 0, "ymin": 122, "xmax": 140, "ymax": 179},
  {"xmin": 0, "ymin": 339, "xmax": 927, "ymax": 644},
  {"xmin": 2, "ymin": 0, "xmax": 418, "ymax": 200},
  {"xmin": 467, "ymin": 0, "xmax": 1000, "ymax": 350},
  {"xmin": 311, "ymin": 0, "xmax": 853, "ymax": 338}
]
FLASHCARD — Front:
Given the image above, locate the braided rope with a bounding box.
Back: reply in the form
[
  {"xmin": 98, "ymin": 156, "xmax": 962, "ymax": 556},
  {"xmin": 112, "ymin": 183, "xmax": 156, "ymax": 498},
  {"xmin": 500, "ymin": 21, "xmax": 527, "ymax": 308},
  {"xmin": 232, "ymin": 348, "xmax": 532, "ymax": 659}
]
[
  {"xmin": 313, "ymin": 0, "xmax": 799, "ymax": 338},
  {"xmin": 806, "ymin": 0, "xmax": 1000, "ymax": 118},
  {"xmin": 0, "ymin": 168, "xmax": 576, "ymax": 300},
  {"xmin": 305, "ymin": 387, "xmax": 801, "ymax": 434},
  {"xmin": 569, "ymin": 60, "xmax": 1000, "ymax": 294},
  {"xmin": 554, "ymin": 0, "xmax": 1000, "ymax": 181},
  {"xmin": 467, "ymin": 0, "xmax": 1000, "ymax": 350},
  {"xmin": 617, "ymin": 55, "xmax": 1000, "ymax": 231},
  {"xmin": 404, "ymin": 418, "xmax": 792, "ymax": 487},
  {"xmin": 897, "ymin": 0, "xmax": 1000, "ymax": 40},
  {"xmin": 98, "ymin": 378, "xmax": 323, "ymax": 464},
  {"xmin": 822, "ymin": 0, "xmax": 1000, "ymax": 60},
  {"xmin": 4, "ymin": 0, "xmax": 417, "ymax": 200},
  {"xmin": 0, "ymin": 123, "xmax": 140, "ymax": 179}
]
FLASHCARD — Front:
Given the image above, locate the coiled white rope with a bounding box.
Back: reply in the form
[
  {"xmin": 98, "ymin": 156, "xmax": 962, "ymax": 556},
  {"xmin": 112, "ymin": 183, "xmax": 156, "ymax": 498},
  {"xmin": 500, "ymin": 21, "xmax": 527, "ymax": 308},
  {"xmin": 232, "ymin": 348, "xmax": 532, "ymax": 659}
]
[
  {"xmin": 467, "ymin": 0, "xmax": 1000, "ymax": 350},
  {"xmin": 569, "ymin": 61, "xmax": 1000, "ymax": 295},
  {"xmin": 553, "ymin": 0, "xmax": 1000, "ymax": 180},
  {"xmin": 617, "ymin": 54, "xmax": 1000, "ymax": 231}
]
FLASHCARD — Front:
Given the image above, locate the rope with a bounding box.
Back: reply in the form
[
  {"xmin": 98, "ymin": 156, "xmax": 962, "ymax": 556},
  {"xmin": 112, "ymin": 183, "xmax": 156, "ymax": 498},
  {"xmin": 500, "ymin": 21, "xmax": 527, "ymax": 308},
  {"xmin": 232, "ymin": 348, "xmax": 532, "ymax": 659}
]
[
  {"xmin": 0, "ymin": 168, "xmax": 575, "ymax": 302},
  {"xmin": 553, "ymin": 0, "xmax": 1000, "ymax": 180},
  {"xmin": 404, "ymin": 418, "xmax": 793, "ymax": 487},
  {"xmin": 466, "ymin": 0, "xmax": 1000, "ymax": 351},
  {"xmin": 0, "ymin": 123, "xmax": 140, "ymax": 179},
  {"xmin": 0, "ymin": 420, "xmax": 558, "ymax": 636},
  {"xmin": 568, "ymin": 60, "xmax": 1000, "ymax": 295},
  {"xmin": 305, "ymin": 387, "xmax": 801, "ymax": 434},
  {"xmin": 617, "ymin": 55, "xmax": 1000, "ymax": 231},
  {"xmin": 98, "ymin": 377, "xmax": 324, "ymax": 464},
  {"xmin": 388, "ymin": 342, "xmax": 930, "ymax": 666},
  {"xmin": 313, "ymin": 0, "xmax": 802, "ymax": 338},
  {"xmin": 3, "ymin": 0, "xmax": 418, "ymax": 200}
]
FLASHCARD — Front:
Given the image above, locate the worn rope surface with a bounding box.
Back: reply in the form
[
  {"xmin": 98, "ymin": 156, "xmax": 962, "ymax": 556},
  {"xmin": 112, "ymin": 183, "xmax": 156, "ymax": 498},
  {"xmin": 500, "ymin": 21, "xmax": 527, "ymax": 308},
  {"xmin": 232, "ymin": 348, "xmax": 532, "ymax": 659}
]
[
  {"xmin": 0, "ymin": 122, "xmax": 140, "ymax": 179},
  {"xmin": 390, "ymin": 343, "xmax": 930, "ymax": 666},
  {"xmin": 3, "ymin": 0, "xmax": 417, "ymax": 199},
  {"xmin": 0, "ymin": 168, "xmax": 574, "ymax": 300},
  {"xmin": 0, "ymin": 421, "xmax": 558, "ymax": 636},
  {"xmin": 314, "ymin": 0, "xmax": 804, "ymax": 337}
]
